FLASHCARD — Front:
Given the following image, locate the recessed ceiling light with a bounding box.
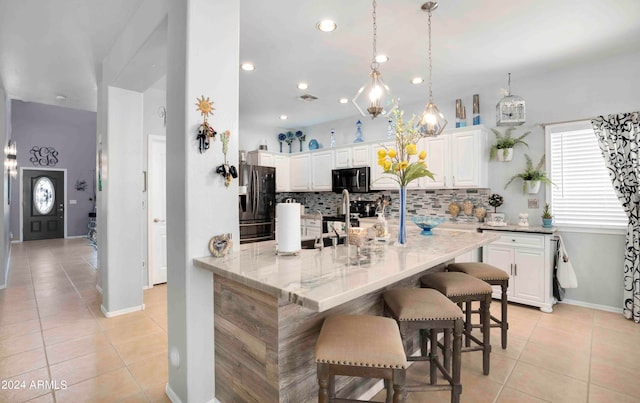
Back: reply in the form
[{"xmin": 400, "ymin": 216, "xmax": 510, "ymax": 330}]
[
  {"xmin": 375, "ymin": 55, "xmax": 389, "ymax": 63},
  {"xmin": 339, "ymin": 98, "xmax": 349, "ymax": 104},
  {"xmin": 55, "ymin": 95, "xmax": 67, "ymax": 101},
  {"xmin": 280, "ymin": 115, "xmax": 288, "ymax": 120},
  {"xmin": 316, "ymin": 19, "xmax": 337, "ymax": 32},
  {"xmin": 411, "ymin": 77, "xmax": 424, "ymax": 85},
  {"xmin": 297, "ymin": 82, "xmax": 309, "ymax": 90},
  {"xmin": 240, "ymin": 62, "xmax": 255, "ymax": 71}
]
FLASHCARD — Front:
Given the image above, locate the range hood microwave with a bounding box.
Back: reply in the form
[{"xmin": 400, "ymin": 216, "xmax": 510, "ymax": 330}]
[{"xmin": 331, "ymin": 167, "xmax": 371, "ymax": 193}]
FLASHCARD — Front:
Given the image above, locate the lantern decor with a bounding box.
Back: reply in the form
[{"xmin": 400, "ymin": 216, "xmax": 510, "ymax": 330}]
[
  {"xmin": 496, "ymin": 73, "xmax": 526, "ymax": 126},
  {"xmin": 195, "ymin": 95, "xmax": 217, "ymax": 153}
]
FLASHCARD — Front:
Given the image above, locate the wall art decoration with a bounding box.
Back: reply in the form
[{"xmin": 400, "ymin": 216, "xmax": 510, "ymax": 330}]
[
  {"xmin": 75, "ymin": 179, "xmax": 87, "ymax": 191},
  {"xmin": 215, "ymin": 130, "xmax": 238, "ymax": 187},
  {"xmin": 195, "ymin": 95, "xmax": 217, "ymax": 153},
  {"xmin": 29, "ymin": 146, "xmax": 59, "ymax": 166}
]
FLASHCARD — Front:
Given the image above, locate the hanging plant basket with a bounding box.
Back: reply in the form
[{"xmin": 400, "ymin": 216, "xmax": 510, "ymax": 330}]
[
  {"xmin": 496, "ymin": 148, "xmax": 514, "ymax": 162},
  {"xmin": 525, "ymin": 180, "xmax": 541, "ymax": 194}
]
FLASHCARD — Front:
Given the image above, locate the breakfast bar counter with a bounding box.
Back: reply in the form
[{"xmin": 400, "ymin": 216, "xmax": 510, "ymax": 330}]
[{"xmin": 194, "ymin": 228, "xmax": 499, "ymax": 402}]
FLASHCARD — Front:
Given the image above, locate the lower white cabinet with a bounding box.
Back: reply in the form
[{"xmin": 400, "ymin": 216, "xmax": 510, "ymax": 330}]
[
  {"xmin": 301, "ymin": 218, "xmax": 322, "ymax": 239},
  {"xmin": 482, "ymin": 231, "xmax": 554, "ymax": 312}
]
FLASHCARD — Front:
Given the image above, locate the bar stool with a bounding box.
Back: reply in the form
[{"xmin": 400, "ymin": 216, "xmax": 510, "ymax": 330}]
[
  {"xmin": 420, "ymin": 272, "xmax": 493, "ymax": 375},
  {"xmin": 383, "ymin": 288, "xmax": 464, "ymax": 403},
  {"xmin": 315, "ymin": 314, "xmax": 407, "ymax": 403},
  {"xmin": 447, "ymin": 262, "xmax": 510, "ymax": 349}
]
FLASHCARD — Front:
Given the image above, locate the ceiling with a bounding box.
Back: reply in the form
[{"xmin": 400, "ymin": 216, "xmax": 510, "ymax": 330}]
[{"xmin": 1, "ymin": 0, "xmax": 639, "ymax": 129}]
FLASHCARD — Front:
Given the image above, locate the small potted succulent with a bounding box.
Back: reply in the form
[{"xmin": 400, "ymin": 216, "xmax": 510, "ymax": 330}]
[
  {"xmin": 542, "ymin": 203, "xmax": 553, "ymax": 228},
  {"xmin": 505, "ymin": 154, "xmax": 553, "ymax": 194},
  {"xmin": 490, "ymin": 127, "xmax": 530, "ymax": 162}
]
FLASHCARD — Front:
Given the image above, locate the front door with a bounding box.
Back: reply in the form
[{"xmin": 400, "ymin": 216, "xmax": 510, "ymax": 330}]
[{"xmin": 23, "ymin": 170, "xmax": 64, "ymax": 241}]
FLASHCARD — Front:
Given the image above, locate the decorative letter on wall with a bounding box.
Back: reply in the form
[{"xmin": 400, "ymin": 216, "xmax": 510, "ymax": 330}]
[{"xmin": 29, "ymin": 146, "xmax": 59, "ymax": 167}]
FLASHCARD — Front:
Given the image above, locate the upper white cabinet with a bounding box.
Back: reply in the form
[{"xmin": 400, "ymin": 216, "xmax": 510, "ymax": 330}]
[
  {"xmin": 370, "ymin": 141, "xmax": 419, "ymax": 190},
  {"xmin": 420, "ymin": 126, "xmax": 489, "ymax": 189},
  {"xmin": 311, "ymin": 151, "xmax": 333, "ymax": 191},
  {"xmin": 333, "ymin": 145, "xmax": 370, "ymax": 168},
  {"xmin": 274, "ymin": 154, "xmax": 290, "ymax": 192},
  {"xmin": 290, "ymin": 154, "xmax": 311, "ymax": 191}
]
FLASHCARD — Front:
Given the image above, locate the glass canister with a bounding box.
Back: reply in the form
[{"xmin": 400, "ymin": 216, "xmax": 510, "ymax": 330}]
[
  {"xmin": 448, "ymin": 196, "xmax": 460, "ymax": 221},
  {"xmin": 462, "ymin": 198, "xmax": 474, "ymax": 217},
  {"xmin": 475, "ymin": 202, "xmax": 487, "ymax": 222}
]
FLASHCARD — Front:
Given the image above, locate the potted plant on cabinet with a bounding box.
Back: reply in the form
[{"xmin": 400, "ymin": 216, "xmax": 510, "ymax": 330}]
[
  {"xmin": 542, "ymin": 203, "xmax": 553, "ymax": 227},
  {"xmin": 490, "ymin": 127, "xmax": 530, "ymax": 162},
  {"xmin": 504, "ymin": 154, "xmax": 553, "ymax": 194}
]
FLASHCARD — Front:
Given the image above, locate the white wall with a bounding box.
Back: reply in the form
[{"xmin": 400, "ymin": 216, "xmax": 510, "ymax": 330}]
[
  {"xmin": 293, "ymin": 48, "xmax": 640, "ymax": 311},
  {"xmin": 0, "ymin": 88, "xmax": 10, "ymax": 288}
]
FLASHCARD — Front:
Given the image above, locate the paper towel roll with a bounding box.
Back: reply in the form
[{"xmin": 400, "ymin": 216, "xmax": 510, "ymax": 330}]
[{"xmin": 276, "ymin": 203, "xmax": 301, "ymax": 253}]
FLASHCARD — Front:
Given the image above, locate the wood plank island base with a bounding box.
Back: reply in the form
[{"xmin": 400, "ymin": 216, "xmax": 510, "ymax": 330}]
[{"xmin": 194, "ymin": 229, "xmax": 499, "ymax": 402}]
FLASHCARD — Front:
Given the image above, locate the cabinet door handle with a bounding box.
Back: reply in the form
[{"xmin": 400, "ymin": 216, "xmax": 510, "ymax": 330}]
[
  {"xmin": 510, "ymin": 263, "xmax": 514, "ymax": 275},
  {"xmin": 514, "ymin": 263, "xmax": 518, "ymax": 276},
  {"xmin": 452, "ymin": 176, "xmax": 456, "ymax": 186}
]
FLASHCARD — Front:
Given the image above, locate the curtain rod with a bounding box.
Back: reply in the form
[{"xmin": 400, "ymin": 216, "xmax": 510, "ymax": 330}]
[{"xmin": 540, "ymin": 117, "xmax": 595, "ymax": 128}]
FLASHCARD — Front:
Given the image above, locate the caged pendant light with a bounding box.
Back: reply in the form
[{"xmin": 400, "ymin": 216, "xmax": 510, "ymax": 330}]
[
  {"xmin": 496, "ymin": 73, "xmax": 526, "ymax": 126},
  {"xmin": 352, "ymin": 0, "xmax": 397, "ymax": 119},
  {"xmin": 417, "ymin": 1, "xmax": 447, "ymax": 137}
]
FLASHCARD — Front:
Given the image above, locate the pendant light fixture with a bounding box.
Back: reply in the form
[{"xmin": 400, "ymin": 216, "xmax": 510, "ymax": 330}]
[
  {"xmin": 417, "ymin": 1, "xmax": 447, "ymax": 137},
  {"xmin": 352, "ymin": 0, "xmax": 397, "ymax": 119},
  {"xmin": 496, "ymin": 73, "xmax": 526, "ymax": 126}
]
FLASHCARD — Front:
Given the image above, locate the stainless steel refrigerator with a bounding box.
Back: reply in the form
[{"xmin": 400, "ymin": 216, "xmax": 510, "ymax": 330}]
[{"xmin": 239, "ymin": 162, "xmax": 276, "ymax": 244}]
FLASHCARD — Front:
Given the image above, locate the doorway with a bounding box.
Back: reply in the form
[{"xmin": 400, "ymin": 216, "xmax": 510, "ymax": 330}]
[
  {"xmin": 21, "ymin": 169, "xmax": 66, "ymax": 241},
  {"xmin": 148, "ymin": 135, "xmax": 167, "ymax": 285}
]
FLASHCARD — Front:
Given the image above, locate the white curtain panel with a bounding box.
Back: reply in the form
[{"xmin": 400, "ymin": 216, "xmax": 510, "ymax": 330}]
[{"xmin": 591, "ymin": 112, "xmax": 640, "ymax": 323}]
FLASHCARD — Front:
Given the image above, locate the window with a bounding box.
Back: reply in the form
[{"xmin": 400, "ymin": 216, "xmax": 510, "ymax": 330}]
[
  {"xmin": 546, "ymin": 121, "xmax": 627, "ymax": 230},
  {"xmin": 33, "ymin": 177, "xmax": 55, "ymax": 215}
]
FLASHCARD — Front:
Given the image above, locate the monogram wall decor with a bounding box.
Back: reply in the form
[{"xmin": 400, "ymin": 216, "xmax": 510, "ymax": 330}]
[{"xmin": 29, "ymin": 146, "xmax": 59, "ymax": 167}]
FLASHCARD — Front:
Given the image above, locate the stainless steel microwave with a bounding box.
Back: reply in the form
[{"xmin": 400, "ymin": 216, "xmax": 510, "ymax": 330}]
[{"xmin": 331, "ymin": 167, "xmax": 371, "ymax": 193}]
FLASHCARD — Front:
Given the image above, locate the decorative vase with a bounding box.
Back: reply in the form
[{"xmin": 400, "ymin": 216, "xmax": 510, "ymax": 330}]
[
  {"xmin": 497, "ymin": 148, "xmax": 514, "ymax": 162},
  {"xmin": 542, "ymin": 218, "xmax": 553, "ymax": 228},
  {"xmin": 397, "ymin": 186, "xmax": 407, "ymax": 246},
  {"xmin": 525, "ymin": 180, "xmax": 541, "ymax": 194}
]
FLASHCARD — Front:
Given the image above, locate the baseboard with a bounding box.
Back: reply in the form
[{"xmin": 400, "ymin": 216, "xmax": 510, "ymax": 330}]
[
  {"xmin": 95, "ymin": 284, "xmax": 103, "ymax": 294},
  {"xmin": 100, "ymin": 303, "xmax": 145, "ymax": 318},
  {"xmin": 65, "ymin": 235, "xmax": 87, "ymax": 239},
  {"xmin": 10, "ymin": 240, "xmax": 21, "ymax": 244},
  {"xmin": 560, "ymin": 299, "xmax": 622, "ymax": 314},
  {"xmin": 143, "ymin": 285, "xmax": 151, "ymax": 290},
  {"xmin": 0, "ymin": 283, "xmax": 6, "ymax": 290},
  {"xmin": 165, "ymin": 383, "xmax": 183, "ymax": 403}
]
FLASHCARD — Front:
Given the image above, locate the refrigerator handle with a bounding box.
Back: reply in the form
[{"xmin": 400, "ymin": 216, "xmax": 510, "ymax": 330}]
[{"xmin": 253, "ymin": 169, "xmax": 259, "ymax": 219}]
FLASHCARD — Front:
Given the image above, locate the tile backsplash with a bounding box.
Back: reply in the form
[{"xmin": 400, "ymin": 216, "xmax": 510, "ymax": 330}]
[{"xmin": 278, "ymin": 188, "xmax": 492, "ymax": 220}]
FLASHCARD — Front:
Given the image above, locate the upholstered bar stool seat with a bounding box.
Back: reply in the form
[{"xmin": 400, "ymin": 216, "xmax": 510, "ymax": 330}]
[
  {"xmin": 383, "ymin": 288, "xmax": 464, "ymax": 403},
  {"xmin": 420, "ymin": 272, "xmax": 493, "ymax": 375},
  {"xmin": 447, "ymin": 262, "xmax": 510, "ymax": 349},
  {"xmin": 316, "ymin": 315, "xmax": 407, "ymax": 403}
]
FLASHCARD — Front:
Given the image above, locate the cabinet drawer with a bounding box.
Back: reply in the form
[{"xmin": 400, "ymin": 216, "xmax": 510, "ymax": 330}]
[
  {"xmin": 303, "ymin": 219, "xmax": 321, "ymax": 227},
  {"xmin": 492, "ymin": 233, "xmax": 543, "ymax": 249}
]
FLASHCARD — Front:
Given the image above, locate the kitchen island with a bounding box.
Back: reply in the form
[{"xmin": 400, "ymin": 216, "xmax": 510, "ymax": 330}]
[{"xmin": 194, "ymin": 228, "xmax": 499, "ymax": 402}]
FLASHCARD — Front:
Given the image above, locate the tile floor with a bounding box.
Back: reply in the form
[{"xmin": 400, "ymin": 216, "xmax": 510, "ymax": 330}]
[{"xmin": 1, "ymin": 238, "xmax": 639, "ymax": 402}]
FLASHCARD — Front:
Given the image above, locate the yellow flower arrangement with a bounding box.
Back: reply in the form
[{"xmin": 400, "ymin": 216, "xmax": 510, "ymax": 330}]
[{"xmin": 377, "ymin": 108, "xmax": 435, "ymax": 187}]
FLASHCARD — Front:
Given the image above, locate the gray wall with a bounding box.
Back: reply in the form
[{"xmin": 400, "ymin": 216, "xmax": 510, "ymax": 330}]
[{"xmin": 10, "ymin": 101, "xmax": 97, "ymax": 239}]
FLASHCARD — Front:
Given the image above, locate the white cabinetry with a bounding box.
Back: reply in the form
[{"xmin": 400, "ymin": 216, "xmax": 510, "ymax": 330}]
[
  {"xmin": 301, "ymin": 218, "xmax": 322, "ymax": 239},
  {"xmin": 334, "ymin": 145, "xmax": 370, "ymax": 168},
  {"xmin": 482, "ymin": 231, "xmax": 554, "ymax": 312},
  {"xmin": 420, "ymin": 126, "xmax": 490, "ymax": 189},
  {"xmin": 370, "ymin": 141, "xmax": 419, "ymax": 190},
  {"xmin": 311, "ymin": 151, "xmax": 333, "ymax": 191},
  {"xmin": 290, "ymin": 154, "xmax": 311, "ymax": 191},
  {"xmin": 274, "ymin": 155, "xmax": 290, "ymax": 192}
]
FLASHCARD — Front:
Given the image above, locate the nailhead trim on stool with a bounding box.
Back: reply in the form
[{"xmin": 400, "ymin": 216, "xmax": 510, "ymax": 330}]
[
  {"xmin": 383, "ymin": 288, "xmax": 464, "ymax": 403},
  {"xmin": 315, "ymin": 315, "xmax": 407, "ymax": 402},
  {"xmin": 420, "ymin": 272, "xmax": 493, "ymax": 376},
  {"xmin": 447, "ymin": 262, "xmax": 510, "ymax": 349}
]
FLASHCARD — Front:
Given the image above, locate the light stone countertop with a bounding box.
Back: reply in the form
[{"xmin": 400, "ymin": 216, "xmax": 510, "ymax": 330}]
[
  {"xmin": 194, "ymin": 227, "xmax": 500, "ymax": 312},
  {"xmin": 479, "ymin": 224, "xmax": 557, "ymax": 234}
]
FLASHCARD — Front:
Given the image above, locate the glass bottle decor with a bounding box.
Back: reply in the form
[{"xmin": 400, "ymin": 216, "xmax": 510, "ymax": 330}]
[
  {"xmin": 330, "ymin": 129, "xmax": 336, "ymax": 148},
  {"xmin": 397, "ymin": 186, "xmax": 407, "ymax": 245},
  {"xmin": 354, "ymin": 120, "xmax": 364, "ymax": 143},
  {"xmin": 448, "ymin": 196, "xmax": 460, "ymax": 221},
  {"xmin": 475, "ymin": 202, "xmax": 487, "ymax": 222},
  {"xmin": 462, "ymin": 198, "xmax": 474, "ymax": 217}
]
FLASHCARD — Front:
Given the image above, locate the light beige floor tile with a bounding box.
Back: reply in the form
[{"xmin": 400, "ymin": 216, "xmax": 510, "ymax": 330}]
[
  {"xmin": 50, "ymin": 346, "xmax": 124, "ymax": 386},
  {"xmin": 118, "ymin": 392, "xmax": 151, "ymax": 403},
  {"xmin": 591, "ymin": 330, "xmax": 640, "ymax": 372},
  {"xmin": 535, "ymin": 312, "xmax": 594, "ymax": 334},
  {"xmin": 54, "ymin": 367, "xmax": 142, "ymax": 403},
  {"xmin": 25, "ymin": 392, "xmax": 55, "ymax": 402},
  {"xmin": 496, "ymin": 387, "xmax": 549, "ymax": 402},
  {"xmin": 0, "ymin": 285, "xmax": 35, "ymax": 301},
  {"xmin": 528, "ymin": 324, "xmax": 591, "ymax": 353},
  {"xmin": 46, "ymin": 332, "xmax": 112, "ymax": 364},
  {"xmin": 0, "ymin": 348, "xmax": 47, "ymax": 379},
  {"xmin": 144, "ymin": 383, "xmax": 171, "ymax": 402},
  {"xmin": 0, "ymin": 367, "xmax": 51, "ymax": 402},
  {"xmin": 96, "ymin": 310, "xmax": 148, "ymax": 330},
  {"xmin": 39, "ymin": 308, "xmax": 95, "ymax": 331},
  {"xmin": 105, "ymin": 317, "xmax": 163, "ymax": 346},
  {"xmin": 590, "ymin": 356, "xmax": 640, "ymax": 398},
  {"xmin": 593, "ymin": 310, "xmax": 639, "ymax": 334},
  {"xmin": 506, "ymin": 361, "xmax": 587, "ymax": 403},
  {"xmin": 549, "ymin": 303, "xmax": 595, "ymax": 324},
  {"xmin": 128, "ymin": 352, "xmax": 168, "ymax": 390},
  {"xmin": 114, "ymin": 331, "xmax": 167, "ymax": 365},
  {"xmin": 588, "ymin": 384, "xmax": 639, "ymax": 403},
  {"xmin": 519, "ymin": 340, "xmax": 590, "ymax": 381},
  {"xmin": 0, "ymin": 306, "xmax": 39, "ymax": 327},
  {"xmin": 0, "ymin": 331, "xmax": 44, "ymax": 358},
  {"xmin": 490, "ymin": 332, "xmax": 528, "ymax": 361},
  {"xmin": 0, "ymin": 318, "xmax": 41, "ymax": 340},
  {"xmin": 42, "ymin": 318, "xmax": 101, "ymax": 346},
  {"xmin": 460, "ymin": 348, "xmax": 517, "ymax": 384}
]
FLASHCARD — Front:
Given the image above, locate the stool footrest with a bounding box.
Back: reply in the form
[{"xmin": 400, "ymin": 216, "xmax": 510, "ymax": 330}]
[{"xmin": 405, "ymin": 384, "xmax": 454, "ymax": 393}]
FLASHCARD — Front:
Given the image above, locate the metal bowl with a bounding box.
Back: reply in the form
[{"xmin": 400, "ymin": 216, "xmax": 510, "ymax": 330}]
[{"xmin": 411, "ymin": 216, "xmax": 446, "ymax": 235}]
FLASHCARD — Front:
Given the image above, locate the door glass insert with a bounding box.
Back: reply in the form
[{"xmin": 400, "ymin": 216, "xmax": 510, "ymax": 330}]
[{"xmin": 34, "ymin": 177, "xmax": 55, "ymax": 214}]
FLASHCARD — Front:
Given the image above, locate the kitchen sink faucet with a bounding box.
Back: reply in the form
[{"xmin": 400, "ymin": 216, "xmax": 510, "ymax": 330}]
[{"xmin": 342, "ymin": 189, "xmax": 350, "ymax": 245}]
